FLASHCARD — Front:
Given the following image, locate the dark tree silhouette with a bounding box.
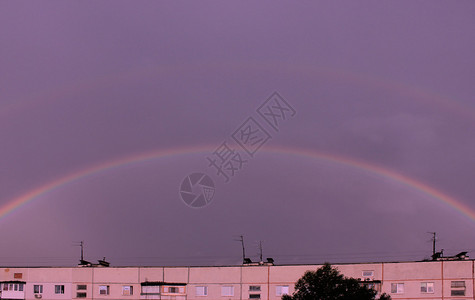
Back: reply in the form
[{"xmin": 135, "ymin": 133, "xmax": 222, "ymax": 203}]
[{"xmin": 282, "ymin": 263, "xmax": 391, "ymax": 300}]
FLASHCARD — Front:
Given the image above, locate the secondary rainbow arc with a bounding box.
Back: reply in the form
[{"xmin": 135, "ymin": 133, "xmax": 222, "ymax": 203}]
[{"xmin": 2, "ymin": 62, "xmax": 474, "ymax": 120}]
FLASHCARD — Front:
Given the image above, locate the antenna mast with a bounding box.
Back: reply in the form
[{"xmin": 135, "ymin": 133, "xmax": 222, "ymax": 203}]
[
  {"xmin": 240, "ymin": 235, "xmax": 246, "ymax": 263},
  {"xmin": 429, "ymin": 232, "xmax": 436, "ymax": 256},
  {"xmin": 80, "ymin": 241, "xmax": 84, "ymax": 261},
  {"xmin": 258, "ymin": 241, "xmax": 263, "ymax": 262}
]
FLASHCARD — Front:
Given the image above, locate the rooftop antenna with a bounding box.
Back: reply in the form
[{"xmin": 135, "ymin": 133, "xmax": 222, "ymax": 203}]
[
  {"xmin": 80, "ymin": 241, "xmax": 84, "ymax": 261},
  {"xmin": 240, "ymin": 235, "xmax": 246, "ymax": 263},
  {"xmin": 73, "ymin": 241, "xmax": 85, "ymax": 261},
  {"xmin": 73, "ymin": 241, "xmax": 91, "ymax": 265},
  {"xmin": 234, "ymin": 235, "xmax": 246, "ymax": 263},
  {"xmin": 428, "ymin": 232, "xmax": 436, "ymax": 257},
  {"xmin": 258, "ymin": 241, "xmax": 263, "ymax": 262}
]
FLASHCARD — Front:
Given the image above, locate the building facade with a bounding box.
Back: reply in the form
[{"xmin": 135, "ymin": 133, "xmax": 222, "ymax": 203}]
[{"xmin": 0, "ymin": 260, "xmax": 474, "ymax": 300}]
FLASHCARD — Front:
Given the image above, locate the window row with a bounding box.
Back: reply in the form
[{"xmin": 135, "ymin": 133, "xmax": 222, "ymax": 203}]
[
  {"xmin": 194, "ymin": 285, "xmax": 289, "ymax": 297},
  {"xmin": 2, "ymin": 283, "xmax": 70, "ymax": 295},
  {"xmin": 32, "ymin": 285, "xmax": 64, "ymax": 294},
  {"xmin": 141, "ymin": 285, "xmax": 185, "ymax": 295},
  {"xmin": 391, "ymin": 281, "xmax": 466, "ymax": 296},
  {"xmin": 3, "ymin": 284, "xmax": 290, "ymax": 298},
  {"xmin": 31, "ymin": 284, "xmax": 134, "ymax": 296},
  {"xmin": 97, "ymin": 285, "xmax": 134, "ymax": 296}
]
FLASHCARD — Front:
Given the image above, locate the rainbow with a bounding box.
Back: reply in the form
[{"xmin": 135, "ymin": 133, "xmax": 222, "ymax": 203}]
[
  {"xmin": 1, "ymin": 145, "xmax": 474, "ymax": 222},
  {"xmin": 2, "ymin": 62, "xmax": 475, "ymax": 120}
]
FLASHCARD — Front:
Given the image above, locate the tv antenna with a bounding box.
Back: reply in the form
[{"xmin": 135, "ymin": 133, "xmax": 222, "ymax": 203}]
[
  {"xmin": 234, "ymin": 235, "xmax": 246, "ymax": 263},
  {"xmin": 258, "ymin": 241, "xmax": 263, "ymax": 262},
  {"xmin": 73, "ymin": 241, "xmax": 91, "ymax": 265},
  {"xmin": 428, "ymin": 232, "xmax": 437, "ymax": 256},
  {"xmin": 80, "ymin": 241, "xmax": 84, "ymax": 261}
]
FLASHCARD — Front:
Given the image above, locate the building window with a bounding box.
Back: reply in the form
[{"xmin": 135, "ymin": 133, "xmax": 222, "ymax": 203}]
[
  {"xmin": 222, "ymin": 286, "xmax": 234, "ymax": 296},
  {"xmin": 14, "ymin": 273, "xmax": 23, "ymax": 279},
  {"xmin": 276, "ymin": 286, "xmax": 289, "ymax": 296},
  {"xmin": 122, "ymin": 286, "xmax": 133, "ymax": 296},
  {"xmin": 141, "ymin": 285, "xmax": 160, "ymax": 294},
  {"xmin": 451, "ymin": 281, "xmax": 466, "ymax": 296},
  {"xmin": 420, "ymin": 282, "xmax": 434, "ymax": 293},
  {"xmin": 451, "ymin": 281, "xmax": 466, "ymax": 288},
  {"xmin": 3, "ymin": 283, "xmax": 24, "ymax": 292},
  {"xmin": 34, "ymin": 285, "xmax": 43, "ymax": 294},
  {"xmin": 452, "ymin": 290, "xmax": 466, "ymax": 296},
  {"xmin": 391, "ymin": 283, "xmax": 404, "ymax": 294},
  {"xmin": 76, "ymin": 292, "xmax": 87, "ymax": 298},
  {"xmin": 362, "ymin": 270, "xmax": 374, "ymax": 277},
  {"xmin": 249, "ymin": 294, "xmax": 261, "ymax": 299},
  {"xmin": 55, "ymin": 285, "xmax": 65, "ymax": 294},
  {"xmin": 196, "ymin": 286, "xmax": 208, "ymax": 296},
  {"xmin": 99, "ymin": 285, "xmax": 110, "ymax": 295},
  {"xmin": 163, "ymin": 286, "xmax": 184, "ymax": 294},
  {"xmin": 77, "ymin": 285, "xmax": 87, "ymax": 290}
]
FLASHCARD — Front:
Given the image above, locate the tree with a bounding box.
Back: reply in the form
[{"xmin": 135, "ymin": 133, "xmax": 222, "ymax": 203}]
[{"xmin": 282, "ymin": 263, "xmax": 391, "ymax": 300}]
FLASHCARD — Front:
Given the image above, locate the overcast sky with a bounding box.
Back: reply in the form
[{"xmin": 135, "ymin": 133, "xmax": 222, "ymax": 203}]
[{"xmin": 0, "ymin": 1, "xmax": 474, "ymax": 267}]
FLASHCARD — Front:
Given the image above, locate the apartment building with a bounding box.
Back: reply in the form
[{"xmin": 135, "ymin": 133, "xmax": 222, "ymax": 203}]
[{"xmin": 0, "ymin": 260, "xmax": 474, "ymax": 300}]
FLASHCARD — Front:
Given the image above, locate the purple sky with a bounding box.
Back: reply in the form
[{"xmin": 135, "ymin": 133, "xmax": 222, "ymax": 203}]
[{"xmin": 1, "ymin": 1, "xmax": 475, "ymax": 266}]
